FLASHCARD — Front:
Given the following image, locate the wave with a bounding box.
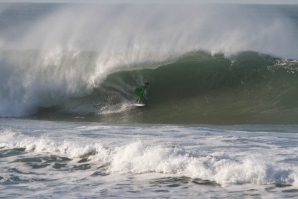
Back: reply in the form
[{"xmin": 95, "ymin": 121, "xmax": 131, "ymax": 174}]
[
  {"xmin": 0, "ymin": 4, "xmax": 298, "ymax": 124},
  {"xmin": 74, "ymin": 51, "xmax": 298, "ymax": 125},
  {"xmin": 1, "ymin": 129, "xmax": 297, "ymax": 186},
  {"xmin": 1, "ymin": 50, "xmax": 298, "ymax": 124}
]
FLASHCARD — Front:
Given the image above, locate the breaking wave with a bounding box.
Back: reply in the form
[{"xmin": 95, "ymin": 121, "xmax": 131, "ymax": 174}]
[{"xmin": 0, "ymin": 3, "xmax": 298, "ymax": 124}]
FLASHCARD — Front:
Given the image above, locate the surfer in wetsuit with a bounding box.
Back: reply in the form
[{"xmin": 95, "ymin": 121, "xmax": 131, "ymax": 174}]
[{"xmin": 134, "ymin": 82, "xmax": 150, "ymax": 103}]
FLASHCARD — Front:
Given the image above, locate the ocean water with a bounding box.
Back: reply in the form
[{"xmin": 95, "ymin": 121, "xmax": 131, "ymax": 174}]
[
  {"xmin": 0, "ymin": 2, "xmax": 298, "ymax": 198},
  {"xmin": 1, "ymin": 119, "xmax": 298, "ymax": 198}
]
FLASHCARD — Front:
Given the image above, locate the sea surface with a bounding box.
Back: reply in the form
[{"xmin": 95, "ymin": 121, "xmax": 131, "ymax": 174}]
[{"xmin": 0, "ymin": 2, "xmax": 298, "ymax": 198}]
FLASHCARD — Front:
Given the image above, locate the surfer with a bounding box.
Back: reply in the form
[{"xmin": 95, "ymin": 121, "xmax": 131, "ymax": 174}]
[{"xmin": 134, "ymin": 82, "xmax": 149, "ymax": 103}]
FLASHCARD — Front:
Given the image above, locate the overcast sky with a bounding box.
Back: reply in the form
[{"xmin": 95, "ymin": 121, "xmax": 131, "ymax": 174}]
[{"xmin": 0, "ymin": 0, "xmax": 297, "ymax": 4}]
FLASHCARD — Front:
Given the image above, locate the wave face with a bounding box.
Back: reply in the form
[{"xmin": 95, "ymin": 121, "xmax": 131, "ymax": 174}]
[
  {"xmin": 90, "ymin": 51, "xmax": 298, "ymax": 124},
  {"xmin": 0, "ymin": 3, "xmax": 298, "ymax": 124}
]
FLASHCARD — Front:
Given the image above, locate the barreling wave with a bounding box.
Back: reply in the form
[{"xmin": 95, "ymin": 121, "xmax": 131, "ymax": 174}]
[
  {"xmin": 0, "ymin": 4, "xmax": 298, "ymax": 124},
  {"xmin": 1, "ymin": 49, "xmax": 297, "ymax": 124},
  {"xmin": 64, "ymin": 51, "xmax": 298, "ymax": 125}
]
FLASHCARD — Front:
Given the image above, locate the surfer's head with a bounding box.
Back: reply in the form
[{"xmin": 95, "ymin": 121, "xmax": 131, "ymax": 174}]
[{"xmin": 145, "ymin": 82, "xmax": 150, "ymax": 88}]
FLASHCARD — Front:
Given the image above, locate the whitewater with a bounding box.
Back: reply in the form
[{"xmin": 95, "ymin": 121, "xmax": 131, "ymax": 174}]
[
  {"xmin": 1, "ymin": 119, "xmax": 298, "ymax": 198},
  {"xmin": 0, "ymin": 2, "xmax": 298, "ymax": 198}
]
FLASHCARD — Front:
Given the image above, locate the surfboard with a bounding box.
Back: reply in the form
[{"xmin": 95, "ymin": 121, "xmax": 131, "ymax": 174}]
[{"xmin": 134, "ymin": 103, "xmax": 146, "ymax": 107}]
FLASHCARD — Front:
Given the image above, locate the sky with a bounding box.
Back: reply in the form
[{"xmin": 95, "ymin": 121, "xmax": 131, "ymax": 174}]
[{"xmin": 0, "ymin": 0, "xmax": 297, "ymax": 4}]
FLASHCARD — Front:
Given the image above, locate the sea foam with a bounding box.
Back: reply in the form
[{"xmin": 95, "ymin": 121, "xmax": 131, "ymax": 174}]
[{"xmin": 1, "ymin": 124, "xmax": 297, "ymax": 186}]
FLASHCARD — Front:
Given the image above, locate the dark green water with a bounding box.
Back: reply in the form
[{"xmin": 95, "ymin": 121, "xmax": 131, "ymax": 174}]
[{"xmin": 35, "ymin": 51, "xmax": 298, "ymax": 125}]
